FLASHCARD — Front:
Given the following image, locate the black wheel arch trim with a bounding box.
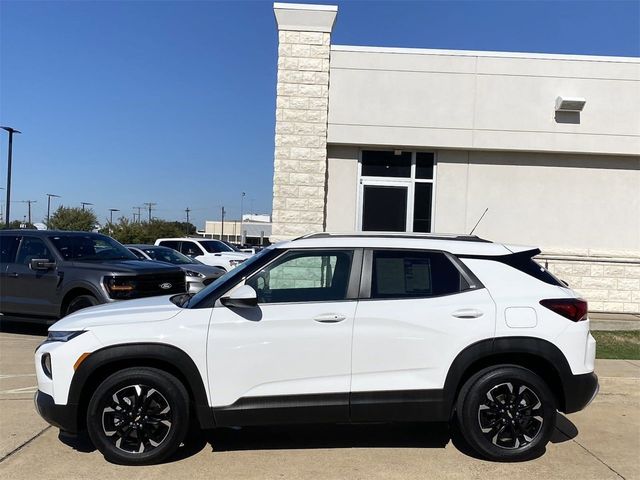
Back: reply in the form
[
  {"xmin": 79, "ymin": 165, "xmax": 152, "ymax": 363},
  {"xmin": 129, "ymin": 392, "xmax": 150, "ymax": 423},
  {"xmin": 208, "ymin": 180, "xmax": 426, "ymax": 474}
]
[
  {"xmin": 444, "ymin": 336, "xmax": 597, "ymax": 415},
  {"xmin": 68, "ymin": 342, "xmax": 214, "ymax": 431}
]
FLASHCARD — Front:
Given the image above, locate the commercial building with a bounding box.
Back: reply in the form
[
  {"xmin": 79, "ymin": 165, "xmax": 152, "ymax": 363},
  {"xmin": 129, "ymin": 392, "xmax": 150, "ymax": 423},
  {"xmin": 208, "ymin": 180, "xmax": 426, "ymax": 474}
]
[
  {"xmin": 270, "ymin": 3, "xmax": 640, "ymax": 313},
  {"xmin": 203, "ymin": 214, "xmax": 272, "ymax": 245}
]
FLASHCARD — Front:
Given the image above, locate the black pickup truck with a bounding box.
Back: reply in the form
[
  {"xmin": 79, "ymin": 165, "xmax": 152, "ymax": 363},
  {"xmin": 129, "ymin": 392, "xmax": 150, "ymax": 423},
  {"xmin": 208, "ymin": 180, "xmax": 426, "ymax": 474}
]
[{"xmin": 0, "ymin": 230, "xmax": 186, "ymax": 323}]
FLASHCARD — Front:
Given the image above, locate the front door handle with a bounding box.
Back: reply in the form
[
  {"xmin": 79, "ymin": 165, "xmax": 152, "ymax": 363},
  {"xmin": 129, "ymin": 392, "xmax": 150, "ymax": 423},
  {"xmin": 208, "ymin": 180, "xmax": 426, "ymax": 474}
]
[
  {"xmin": 8, "ymin": 272, "xmax": 19, "ymax": 278},
  {"xmin": 452, "ymin": 308, "xmax": 484, "ymax": 319},
  {"xmin": 313, "ymin": 313, "xmax": 346, "ymax": 323}
]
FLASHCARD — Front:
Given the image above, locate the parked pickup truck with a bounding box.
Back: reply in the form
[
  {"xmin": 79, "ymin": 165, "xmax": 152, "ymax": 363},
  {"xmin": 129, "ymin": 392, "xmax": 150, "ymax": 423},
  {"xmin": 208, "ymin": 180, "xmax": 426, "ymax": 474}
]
[{"xmin": 0, "ymin": 230, "xmax": 186, "ymax": 323}]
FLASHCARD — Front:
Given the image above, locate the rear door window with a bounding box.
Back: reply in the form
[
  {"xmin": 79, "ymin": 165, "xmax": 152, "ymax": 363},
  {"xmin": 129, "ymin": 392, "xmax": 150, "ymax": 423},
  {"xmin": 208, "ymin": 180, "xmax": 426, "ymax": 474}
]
[
  {"xmin": 158, "ymin": 240, "xmax": 180, "ymax": 250},
  {"xmin": 371, "ymin": 250, "xmax": 469, "ymax": 299}
]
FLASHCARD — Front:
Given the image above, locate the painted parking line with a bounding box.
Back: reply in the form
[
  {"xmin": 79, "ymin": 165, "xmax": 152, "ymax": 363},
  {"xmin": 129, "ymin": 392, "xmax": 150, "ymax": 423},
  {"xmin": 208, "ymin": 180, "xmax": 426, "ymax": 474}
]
[
  {"xmin": 0, "ymin": 385, "xmax": 38, "ymax": 395},
  {"xmin": 0, "ymin": 374, "xmax": 36, "ymax": 379}
]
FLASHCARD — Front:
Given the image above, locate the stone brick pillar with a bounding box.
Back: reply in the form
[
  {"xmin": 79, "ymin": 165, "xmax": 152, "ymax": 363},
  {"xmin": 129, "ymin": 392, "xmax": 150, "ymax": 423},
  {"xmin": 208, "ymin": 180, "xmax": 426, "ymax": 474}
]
[{"xmin": 271, "ymin": 3, "xmax": 337, "ymax": 241}]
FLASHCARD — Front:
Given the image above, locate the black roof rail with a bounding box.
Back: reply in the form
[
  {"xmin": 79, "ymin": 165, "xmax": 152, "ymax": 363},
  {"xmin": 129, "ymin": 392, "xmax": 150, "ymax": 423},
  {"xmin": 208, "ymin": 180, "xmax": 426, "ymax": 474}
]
[{"xmin": 292, "ymin": 232, "xmax": 492, "ymax": 243}]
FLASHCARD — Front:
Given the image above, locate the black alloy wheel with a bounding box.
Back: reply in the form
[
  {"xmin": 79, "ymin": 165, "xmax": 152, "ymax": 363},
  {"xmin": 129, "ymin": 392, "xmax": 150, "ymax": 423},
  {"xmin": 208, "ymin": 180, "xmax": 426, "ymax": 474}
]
[
  {"xmin": 477, "ymin": 381, "xmax": 544, "ymax": 449},
  {"xmin": 87, "ymin": 367, "xmax": 189, "ymax": 465},
  {"xmin": 456, "ymin": 365, "xmax": 556, "ymax": 461}
]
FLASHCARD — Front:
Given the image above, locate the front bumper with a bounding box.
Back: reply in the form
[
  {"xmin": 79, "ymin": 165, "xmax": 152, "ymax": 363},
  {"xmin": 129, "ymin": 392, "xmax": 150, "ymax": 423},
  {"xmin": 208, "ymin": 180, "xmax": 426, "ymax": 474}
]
[
  {"xmin": 562, "ymin": 372, "xmax": 599, "ymax": 414},
  {"xmin": 34, "ymin": 390, "xmax": 80, "ymax": 433}
]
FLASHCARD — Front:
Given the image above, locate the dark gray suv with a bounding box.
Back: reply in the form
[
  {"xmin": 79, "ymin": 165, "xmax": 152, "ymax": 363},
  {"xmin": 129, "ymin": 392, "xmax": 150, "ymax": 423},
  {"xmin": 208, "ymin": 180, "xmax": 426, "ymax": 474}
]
[{"xmin": 0, "ymin": 230, "xmax": 186, "ymax": 323}]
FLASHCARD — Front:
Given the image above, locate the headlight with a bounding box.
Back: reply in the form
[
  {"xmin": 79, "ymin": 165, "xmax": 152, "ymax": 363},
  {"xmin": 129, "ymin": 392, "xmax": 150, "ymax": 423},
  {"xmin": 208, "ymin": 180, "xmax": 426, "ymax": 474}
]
[
  {"xmin": 229, "ymin": 259, "xmax": 246, "ymax": 267},
  {"xmin": 45, "ymin": 330, "xmax": 86, "ymax": 344},
  {"xmin": 104, "ymin": 276, "xmax": 137, "ymax": 299},
  {"xmin": 184, "ymin": 269, "xmax": 205, "ymax": 278}
]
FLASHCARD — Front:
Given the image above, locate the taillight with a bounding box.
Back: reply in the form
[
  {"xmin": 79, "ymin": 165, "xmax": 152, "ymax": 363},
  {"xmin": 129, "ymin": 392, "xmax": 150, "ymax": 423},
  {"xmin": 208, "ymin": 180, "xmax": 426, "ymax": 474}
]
[{"xmin": 540, "ymin": 298, "xmax": 588, "ymax": 322}]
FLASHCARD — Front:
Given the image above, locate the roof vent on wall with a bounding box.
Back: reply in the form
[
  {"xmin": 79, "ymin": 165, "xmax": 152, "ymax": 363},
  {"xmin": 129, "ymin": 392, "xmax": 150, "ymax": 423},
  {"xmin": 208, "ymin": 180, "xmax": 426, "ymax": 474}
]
[{"xmin": 555, "ymin": 96, "xmax": 586, "ymax": 112}]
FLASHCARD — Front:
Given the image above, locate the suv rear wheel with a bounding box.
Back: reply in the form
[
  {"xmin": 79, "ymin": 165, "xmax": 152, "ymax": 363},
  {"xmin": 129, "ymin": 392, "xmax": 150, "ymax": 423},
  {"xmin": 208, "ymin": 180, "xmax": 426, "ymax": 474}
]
[
  {"xmin": 86, "ymin": 367, "xmax": 189, "ymax": 465},
  {"xmin": 456, "ymin": 365, "xmax": 556, "ymax": 461}
]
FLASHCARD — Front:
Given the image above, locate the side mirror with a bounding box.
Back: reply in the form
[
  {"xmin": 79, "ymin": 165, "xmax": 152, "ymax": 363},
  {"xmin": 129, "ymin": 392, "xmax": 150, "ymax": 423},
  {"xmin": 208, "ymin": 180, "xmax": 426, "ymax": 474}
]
[
  {"xmin": 220, "ymin": 284, "xmax": 257, "ymax": 308},
  {"xmin": 30, "ymin": 258, "xmax": 55, "ymax": 271}
]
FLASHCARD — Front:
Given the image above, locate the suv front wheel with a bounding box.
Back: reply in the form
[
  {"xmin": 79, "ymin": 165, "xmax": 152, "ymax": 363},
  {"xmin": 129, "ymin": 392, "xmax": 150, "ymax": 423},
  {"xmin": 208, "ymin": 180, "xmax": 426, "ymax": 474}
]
[
  {"xmin": 86, "ymin": 367, "xmax": 189, "ymax": 465},
  {"xmin": 456, "ymin": 365, "xmax": 556, "ymax": 461}
]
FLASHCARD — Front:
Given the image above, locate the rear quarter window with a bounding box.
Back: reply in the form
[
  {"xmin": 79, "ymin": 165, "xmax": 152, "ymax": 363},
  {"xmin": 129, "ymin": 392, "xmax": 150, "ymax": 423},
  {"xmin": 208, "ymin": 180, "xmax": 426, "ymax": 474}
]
[{"xmin": 459, "ymin": 249, "xmax": 566, "ymax": 287}]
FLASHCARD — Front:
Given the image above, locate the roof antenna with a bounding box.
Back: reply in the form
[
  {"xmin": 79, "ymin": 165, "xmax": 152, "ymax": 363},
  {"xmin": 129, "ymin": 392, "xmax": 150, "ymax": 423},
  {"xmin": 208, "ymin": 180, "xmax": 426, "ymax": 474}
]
[{"xmin": 469, "ymin": 208, "xmax": 489, "ymax": 235}]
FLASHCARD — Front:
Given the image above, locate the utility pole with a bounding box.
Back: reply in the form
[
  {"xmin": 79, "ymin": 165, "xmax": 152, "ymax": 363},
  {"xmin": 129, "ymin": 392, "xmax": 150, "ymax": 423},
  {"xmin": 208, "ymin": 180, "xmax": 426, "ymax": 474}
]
[
  {"xmin": 20, "ymin": 200, "xmax": 37, "ymax": 224},
  {"xmin": 133, "ymin": 206, "xmax": 142, "ymax": 223},
  {"xmin": 46, "ymin": 193, "xmax": 61, "ymax": 226},
  {"xmin": 143, "ymin": 202, "xmax": 156, "ymax": 222},
  {"xmin": 185, "ymin": 207, "xmax": 191, "ymax": 235},
  {"xmin": 220, "ymin": 206, "xmax": 226, "ymax": 240},
  {"xmin": 81, "ymin": 202, "xmax": 93, "ymax": 211},
  {"xmin": 1, "ymin": 126, "xmax": 21, "ymax": 227}
]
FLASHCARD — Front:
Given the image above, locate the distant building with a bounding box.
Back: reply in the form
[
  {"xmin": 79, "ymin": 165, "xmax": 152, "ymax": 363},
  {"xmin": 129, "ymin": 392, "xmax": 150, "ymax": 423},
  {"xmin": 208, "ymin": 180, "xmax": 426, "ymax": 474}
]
[
  {"xmin": 270, "ymin": 3, "xmax": 640, "ymax": 313},
  {"xmin": 204, "ymin": 215, "xmax": 272, "ymax": 245}
]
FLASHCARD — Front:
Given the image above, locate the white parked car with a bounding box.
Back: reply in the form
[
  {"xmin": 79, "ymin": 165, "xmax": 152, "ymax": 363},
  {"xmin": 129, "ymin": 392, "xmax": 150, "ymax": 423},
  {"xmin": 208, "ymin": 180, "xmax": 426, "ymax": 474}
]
[
  {"xmin": 34, "ymin": 233, "xmax": 598, "ymax": 465},
  {"xmin": 154, "ymin": 238, "xmax": 250, "ymax": 271}
]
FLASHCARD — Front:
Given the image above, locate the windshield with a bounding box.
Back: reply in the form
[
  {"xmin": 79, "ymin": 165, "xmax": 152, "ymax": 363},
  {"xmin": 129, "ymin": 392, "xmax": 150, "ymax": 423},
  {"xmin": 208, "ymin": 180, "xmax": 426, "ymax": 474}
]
[
  {"xmin": 143, "ymin": 247, "xmax": 196, "ymax": 265},
  {"xmin": 49, "ymin": 234, "xmax": 136, "ymax": 261},
  {"xmin": 199, "ymin": 240, "xmax": 234, "ymax": 253},
  {"xmin": 187, "ymin": 247, "xmax": 277, "ymax": 308}
]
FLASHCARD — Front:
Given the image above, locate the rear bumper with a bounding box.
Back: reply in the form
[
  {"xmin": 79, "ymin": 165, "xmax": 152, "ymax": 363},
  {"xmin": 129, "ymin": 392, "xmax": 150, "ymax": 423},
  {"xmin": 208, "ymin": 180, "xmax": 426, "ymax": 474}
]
[
  {"xmin": 562, "ymin": 372, "xmax": 599, "ymax": 414},
  {"xmin": 34, "ymin": 390, "xmax": 79, "ymax": 433}
]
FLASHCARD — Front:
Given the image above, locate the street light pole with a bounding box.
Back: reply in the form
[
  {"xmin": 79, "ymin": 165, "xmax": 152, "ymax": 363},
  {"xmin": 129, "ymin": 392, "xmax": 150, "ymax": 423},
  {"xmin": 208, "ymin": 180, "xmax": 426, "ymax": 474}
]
[
  {"xmin": 81, "ymin": 202, "xmax": 93, "ymax": 211},
  {"xmin": 109, "ymin": 208, "xmax": 120, "ymax": 224},
  {"xmin": 220, "ymin": 206, "xmax": 226, "ymax": 241},
  {"xmin": 240, "ymin": 192, "xmax": 246, "ymax": 245},
  {"xmin": 46, "ymin": 193, "xmax": 60, "ymax": 227},
  {"xmin": 1, "ymin": 126, "xmax": 21, "ymax": 227}
]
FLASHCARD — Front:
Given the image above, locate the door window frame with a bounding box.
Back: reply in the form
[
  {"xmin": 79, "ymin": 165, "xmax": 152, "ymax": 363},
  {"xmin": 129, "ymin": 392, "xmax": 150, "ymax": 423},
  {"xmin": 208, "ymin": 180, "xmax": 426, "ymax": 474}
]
[
  {"xmin": 356, "ymin": 150, "xmax": 437, "ymax": 233},
  {"xmin": 226, "ymin": 248, "xmax": 364, "ymax": 306},
  {"xmin": 358, "ymin": 248, "xmax": 483, "ymax": 300}
]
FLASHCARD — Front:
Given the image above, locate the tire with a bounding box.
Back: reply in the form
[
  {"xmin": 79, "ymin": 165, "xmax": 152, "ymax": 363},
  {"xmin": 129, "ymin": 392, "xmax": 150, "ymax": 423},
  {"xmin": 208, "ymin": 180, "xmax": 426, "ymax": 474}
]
[
  {"xmin": 86, "ymin": 367, "xmax": 190, "ymax": 465},
  {"xmin": 65, "ymin": 294, "xmax": 98, "ymax": 316},
  {"xmin": 455, "ymin": 365, "xmax": 556, "ymax": 461}
]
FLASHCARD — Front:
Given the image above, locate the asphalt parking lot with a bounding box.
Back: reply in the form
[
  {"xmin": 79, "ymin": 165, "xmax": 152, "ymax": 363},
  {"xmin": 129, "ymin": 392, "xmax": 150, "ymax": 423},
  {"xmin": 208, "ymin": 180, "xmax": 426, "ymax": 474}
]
[{"xmin": 1, "ymin": 324, "xmax": 638, "ymax": 480}]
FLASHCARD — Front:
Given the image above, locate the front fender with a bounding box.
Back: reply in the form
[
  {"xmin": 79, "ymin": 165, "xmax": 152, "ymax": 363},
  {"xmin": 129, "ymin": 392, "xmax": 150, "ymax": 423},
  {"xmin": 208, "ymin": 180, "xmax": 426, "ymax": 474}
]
[{"xmin": 68, "ymin": 342, "xmax": 214, "ymax": 431}]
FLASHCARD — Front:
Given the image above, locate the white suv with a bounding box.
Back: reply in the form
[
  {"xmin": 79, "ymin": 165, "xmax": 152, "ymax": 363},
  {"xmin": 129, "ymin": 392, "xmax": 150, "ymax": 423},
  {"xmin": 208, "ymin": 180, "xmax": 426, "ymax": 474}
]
[
  {"xmin": 34, "ymin": 233, "xmax": 598, "ymax": 465},
  {"xmin": 154, "ymin": 238, "xmax": 250, "ymax": 271}
]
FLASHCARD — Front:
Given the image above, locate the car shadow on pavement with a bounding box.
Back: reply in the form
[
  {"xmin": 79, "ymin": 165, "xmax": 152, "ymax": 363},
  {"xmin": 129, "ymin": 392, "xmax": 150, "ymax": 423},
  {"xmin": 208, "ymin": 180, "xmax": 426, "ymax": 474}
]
[
  {"xmin": 0, "ymin": 318, "xmax": 49, "ymax": 336},
  {"xmin": 202, "ymin": 422, "xmax": 451, "ymax": 452},
  {"xmin": 177, "ymin": 413, "xmax": 580, "ymax": 464},
  {"xmin": 57, "ymin": 413, "xmax": 580, "ymax": 464}
]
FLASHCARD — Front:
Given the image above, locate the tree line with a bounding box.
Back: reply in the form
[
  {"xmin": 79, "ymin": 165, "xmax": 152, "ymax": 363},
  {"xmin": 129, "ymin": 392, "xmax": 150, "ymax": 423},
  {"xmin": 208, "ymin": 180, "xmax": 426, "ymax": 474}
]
[{"xmin": 0, "ymin": 205, "xmax": 196, "ymax": 244}]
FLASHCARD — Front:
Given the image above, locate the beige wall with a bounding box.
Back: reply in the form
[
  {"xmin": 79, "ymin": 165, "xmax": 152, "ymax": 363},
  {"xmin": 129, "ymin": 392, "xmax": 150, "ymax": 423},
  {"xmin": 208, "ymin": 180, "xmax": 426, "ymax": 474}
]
[
  {"xmin": 325, "ymin": 145, "xmax": 359, "ymax": 232},
  {"xmin": 434, "ymin": 151, "xmax": 640, "ymax": 252},
  {"xmin": 328, "ymin": 47, "xmax": 640, "ymax": 156}
]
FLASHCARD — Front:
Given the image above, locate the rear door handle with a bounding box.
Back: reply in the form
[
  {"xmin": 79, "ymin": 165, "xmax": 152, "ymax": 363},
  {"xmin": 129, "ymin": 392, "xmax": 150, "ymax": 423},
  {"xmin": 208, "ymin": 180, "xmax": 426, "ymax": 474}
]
[
  {"xmin": 313, "ymin": 313, "xmax": 346, "ymax": 323},
  {"xmin": 452, "ymin": 308, "xmax": 484, "ymax": 319}
]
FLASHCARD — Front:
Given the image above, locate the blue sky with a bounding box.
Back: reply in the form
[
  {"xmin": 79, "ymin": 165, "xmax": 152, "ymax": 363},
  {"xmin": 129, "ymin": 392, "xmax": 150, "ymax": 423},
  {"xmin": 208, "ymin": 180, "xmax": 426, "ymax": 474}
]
[{"xmin": 1, "ymin": 0, "xmax": 638, "ymax": 228}]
